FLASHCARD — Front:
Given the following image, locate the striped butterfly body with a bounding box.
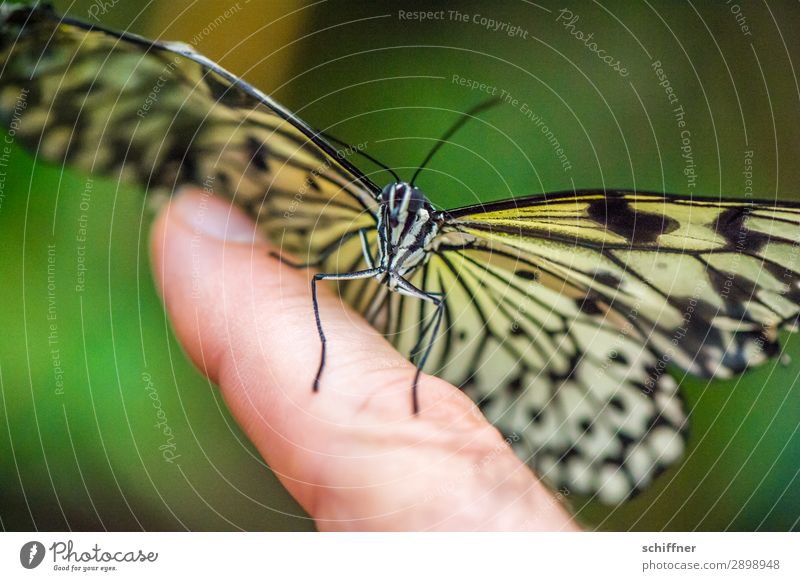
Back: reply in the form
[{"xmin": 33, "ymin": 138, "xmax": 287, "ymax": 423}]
[
  {"xmin": 310, "ymin": 181, "xmax": 447, "ymax": 411},
  {"xmin": 3, "ymin": 3, "xmax": 800, "ymax": 503}
]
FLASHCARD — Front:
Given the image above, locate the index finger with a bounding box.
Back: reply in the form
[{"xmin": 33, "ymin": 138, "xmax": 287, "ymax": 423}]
[{"xmin": 150, "ymin": 189, "xmax": 581, "ymax": 531}]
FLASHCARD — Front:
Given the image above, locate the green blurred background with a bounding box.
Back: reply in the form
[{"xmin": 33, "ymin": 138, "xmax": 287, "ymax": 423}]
[{"xmin": 1, "ymin": 0, "xmax": 800, "ymax": 531}]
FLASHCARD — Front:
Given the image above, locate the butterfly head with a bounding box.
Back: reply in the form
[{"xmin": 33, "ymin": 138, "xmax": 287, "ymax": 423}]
[{"xmin": 379, "ymin": 182, "xmax": 434, "ymax": 228}]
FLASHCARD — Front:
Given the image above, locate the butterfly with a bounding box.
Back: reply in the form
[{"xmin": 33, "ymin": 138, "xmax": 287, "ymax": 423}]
[{"xmin": 3, "ymin": 3, "xmax": 800, "ymax": 504}]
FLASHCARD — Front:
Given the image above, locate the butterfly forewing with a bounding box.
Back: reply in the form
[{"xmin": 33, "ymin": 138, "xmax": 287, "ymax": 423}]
[
  {"xmin": 0, "ymin": 5, "xmax": 379, "ymax": 243},
  {"xmin": 446, "ymin": 191, "xmax": 800, "ymax": 374}
]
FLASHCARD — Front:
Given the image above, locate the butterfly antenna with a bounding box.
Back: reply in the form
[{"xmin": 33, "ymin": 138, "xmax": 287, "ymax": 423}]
[
  {"xmin": 316, "ymin": 130, "xmax": 401, "ymax": 183},
  {"xmin": 410, "ymin": 97, "xmax": 501, "ymax": 187}
]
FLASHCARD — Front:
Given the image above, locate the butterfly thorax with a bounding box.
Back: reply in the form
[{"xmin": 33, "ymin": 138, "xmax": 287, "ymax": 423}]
[{"xmin": 375, "ymin": 182, "xmax": 440, "ymax": 286}]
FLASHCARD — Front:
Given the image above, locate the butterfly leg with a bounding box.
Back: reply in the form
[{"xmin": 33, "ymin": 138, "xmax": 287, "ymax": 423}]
[
  {"xmin": 392, "ymin": 276, "xmax": 445, "ymax": 413},
  {"xmin": 411, "ymin": 300, "xmax": 444, "ymax": 413},
  {"xmin": 311, "ymin": 267, "xmax": 384, "ymax": 392},
  {"xmin": 358, "ymin": 228, "xmax": 375, "ymax": 269},
  {"xmin": 408, "ymin": 291, "xmax": 445, "ymax": 363}
]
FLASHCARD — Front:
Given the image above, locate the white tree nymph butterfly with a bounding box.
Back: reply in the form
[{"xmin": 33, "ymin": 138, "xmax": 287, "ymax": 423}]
[{"xmin": 3, "ymin": 3, "xmax": 800, "ymax": 503}]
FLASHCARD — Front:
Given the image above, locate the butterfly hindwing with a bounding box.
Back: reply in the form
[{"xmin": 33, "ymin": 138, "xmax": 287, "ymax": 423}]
[{"xmin": 369, "ymin": 241, "xmax": 687, "ymax": 502}]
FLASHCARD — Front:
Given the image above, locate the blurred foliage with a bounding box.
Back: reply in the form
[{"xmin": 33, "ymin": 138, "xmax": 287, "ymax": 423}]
[{"xmin": 1, "ymin": 0, "xmax": 799, "ymax": 530}]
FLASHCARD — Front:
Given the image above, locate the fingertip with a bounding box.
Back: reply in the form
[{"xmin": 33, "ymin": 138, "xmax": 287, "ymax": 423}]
[
  {"xmin": 173, "ymin": 187, "xmax": 262, "ymax": 243},
  {"xmin": 150, "ymin": 188, "xmax": 262, "ymax": 294},
  {"xmin": 149, "ymin": 188, "xmax": 272, "ymax": 383}
]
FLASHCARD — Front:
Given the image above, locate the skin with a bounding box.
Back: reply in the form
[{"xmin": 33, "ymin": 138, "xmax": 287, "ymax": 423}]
[{"xmin": 149, "ymin": 187, "xmax": 582, "ymax": 531}]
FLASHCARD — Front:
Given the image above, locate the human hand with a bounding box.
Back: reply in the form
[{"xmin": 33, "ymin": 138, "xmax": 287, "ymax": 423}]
[{"xmin": 150, "ymin": 187, "xmax": 582, "ymax": 531}]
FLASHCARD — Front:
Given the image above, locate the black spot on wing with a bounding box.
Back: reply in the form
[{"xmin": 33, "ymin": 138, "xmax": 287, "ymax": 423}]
[
  {"xmin": 705, "ymin": 267, "xmax": 765, "ymax": 321},
  {"xmin": 246, "ymin": 135, "xmax": 271, "ymax": 172},
  {"xmin": 756, "ymin": 253, "xmax": 800, "ymax": 306},
  {"xmin": 608, "ymin": 350, "xmax": 628, "ymax": 365},
  {"xmin": 214, "ymin": 170, "xmax": 231, "ymax": 192},
  {"xmin": 712, "ymin": 206, "xmax": 770, "ymax": 252},
  {"xmin": 548, "ymin": 353, "xmax": 580, "ymax": 382},
  {"xmin": 592, "ymin": 271, "xmax": 624, "ymax": 289},
  {"xmin": 306, "ymin": 176, "xmax": 321, "ymax": 192},
  {"xmin": 507, "ymin": 375, "xmax": 524, "ymax": 395},
  {"xmin": 515, "ymin": 268, "xmax": 539, "ymax": 281},
  {"xmin": 477, "ymin": 394, "xmax": 495, "ymax": 413},
  {"xmin": 576, "ymin": 296, "xmax": 604, "ymax": 316},
  {"xmin": 587, "ymin": 196, "xmax": 679, "ymax": 244},
  {"xmin": 670, "ymin": 295, "xmax": 722, "ymax": 327},
  {"xmin": 678, "ymin": 318, "xmax": 779, "ymax": 377},
  {"xmin": 608, "ymin": 396, "xmax": 625, "ymax": 412}
]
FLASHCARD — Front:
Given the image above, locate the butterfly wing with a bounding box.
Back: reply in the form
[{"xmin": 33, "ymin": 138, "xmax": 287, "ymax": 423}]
[
  {"xmin": 0, "ymin": 3, "xmax": 378, "ymax": 262},
  {"xmin": 374, "ymin": 241, "xmax": 686, "ymax": 503},
  {"xmin": 374, "ymin": 189, "xmax": 800, "ymax": 502},
  {"xmin": 444, "ymin": 190, "xmax": 800, "ymax": 377}
]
